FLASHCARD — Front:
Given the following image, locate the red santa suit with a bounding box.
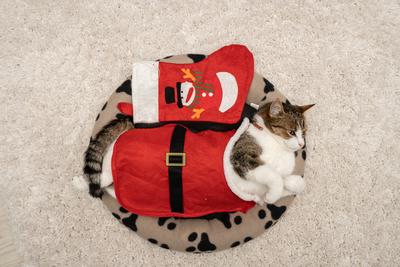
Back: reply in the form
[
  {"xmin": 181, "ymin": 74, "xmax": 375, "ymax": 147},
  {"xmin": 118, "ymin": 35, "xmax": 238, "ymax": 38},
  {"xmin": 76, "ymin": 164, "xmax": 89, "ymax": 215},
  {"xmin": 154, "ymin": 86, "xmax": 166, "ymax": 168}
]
[{"xmin": 112, "ymin": 124, "xmax": 255, "ymax": 217}]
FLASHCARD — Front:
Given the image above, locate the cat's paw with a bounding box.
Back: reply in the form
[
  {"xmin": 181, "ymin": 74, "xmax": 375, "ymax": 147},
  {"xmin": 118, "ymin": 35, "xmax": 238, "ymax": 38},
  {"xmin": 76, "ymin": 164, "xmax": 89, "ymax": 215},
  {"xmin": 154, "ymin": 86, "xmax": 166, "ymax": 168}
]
[
  {"xmin": 89, "ymin": 183, "xmax": 104, "ymax": 198},
  {"xmin": 253, "ymin": 195, "xmax": 264, "ymax": 205},
  {"xmin": 72, "ymin": 175, "xmax": 88, "ymax": 191},
  {"xmin": 264, "ymin": 192, "xmax": 281, "ymax": 204},
  {"xmin": 284, "ymin": 175, "xmax": 306, "ymax": 194}
]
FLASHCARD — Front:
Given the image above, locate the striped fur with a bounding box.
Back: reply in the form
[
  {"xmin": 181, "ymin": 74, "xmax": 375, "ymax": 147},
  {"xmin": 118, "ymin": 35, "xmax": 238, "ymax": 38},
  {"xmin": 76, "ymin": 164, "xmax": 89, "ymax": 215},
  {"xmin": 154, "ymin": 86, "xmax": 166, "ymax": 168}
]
[{"xmin": 83, "ymin": 116, "xmax": 133, "ymax": 197}]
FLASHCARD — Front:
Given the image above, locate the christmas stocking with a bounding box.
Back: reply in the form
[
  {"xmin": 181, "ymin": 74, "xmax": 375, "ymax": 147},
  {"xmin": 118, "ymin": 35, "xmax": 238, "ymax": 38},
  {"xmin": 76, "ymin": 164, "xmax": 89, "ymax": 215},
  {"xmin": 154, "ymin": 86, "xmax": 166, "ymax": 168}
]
[{"xmin": 131, "ymin": 44, "xmax": 254, "ymax": 125}]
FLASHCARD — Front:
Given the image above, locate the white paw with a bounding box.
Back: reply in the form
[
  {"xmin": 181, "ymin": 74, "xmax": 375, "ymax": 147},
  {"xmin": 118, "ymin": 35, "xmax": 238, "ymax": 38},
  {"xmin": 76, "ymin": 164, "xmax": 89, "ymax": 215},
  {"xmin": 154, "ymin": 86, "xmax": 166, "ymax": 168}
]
[
  {"xmin": 284, "ymin": 175, "xmax": 306, "ymax": 194},
  {"xmin": 72, "ymin": 176, "xmax": 88, "ymax": 191},
  {"xmin": 264, "ymin": 192, "xmax": 281, "ymax": 204},
  {"xmin": 253, "ymin": 195, "xmax": 264, "ymax": 205}
]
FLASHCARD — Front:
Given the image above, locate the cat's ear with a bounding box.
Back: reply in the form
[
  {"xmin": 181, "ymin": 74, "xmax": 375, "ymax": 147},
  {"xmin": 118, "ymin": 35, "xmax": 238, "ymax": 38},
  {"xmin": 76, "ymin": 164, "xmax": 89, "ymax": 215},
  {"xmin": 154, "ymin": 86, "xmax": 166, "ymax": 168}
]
[
  {"xmin": 297, "ymin": 104, "xmax": 315, "ymax": 113},
  {"xmin": 269, "ymin": 100, "xmax": 284, "ymax": 117}
]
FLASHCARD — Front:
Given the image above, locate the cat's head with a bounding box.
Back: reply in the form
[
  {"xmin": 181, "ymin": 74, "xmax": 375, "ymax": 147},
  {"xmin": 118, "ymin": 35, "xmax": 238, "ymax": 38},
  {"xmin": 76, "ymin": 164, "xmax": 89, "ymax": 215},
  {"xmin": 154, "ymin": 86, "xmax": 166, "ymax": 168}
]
[{"xmin": 257, "ymin": 100, "xmax": 314, "ymax": 151}]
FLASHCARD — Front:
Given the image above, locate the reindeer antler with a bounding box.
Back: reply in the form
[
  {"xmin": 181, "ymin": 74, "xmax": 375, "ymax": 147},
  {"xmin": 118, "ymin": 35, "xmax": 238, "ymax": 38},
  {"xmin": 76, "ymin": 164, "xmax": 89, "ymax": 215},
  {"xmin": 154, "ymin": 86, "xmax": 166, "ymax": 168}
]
[
  {"xmin": 181, "ymin": 68, "xmax": 196, "ymax": 82},
  {"xmin": 191, "ymin": 108, "xmax": 204, "ymax": 119}
]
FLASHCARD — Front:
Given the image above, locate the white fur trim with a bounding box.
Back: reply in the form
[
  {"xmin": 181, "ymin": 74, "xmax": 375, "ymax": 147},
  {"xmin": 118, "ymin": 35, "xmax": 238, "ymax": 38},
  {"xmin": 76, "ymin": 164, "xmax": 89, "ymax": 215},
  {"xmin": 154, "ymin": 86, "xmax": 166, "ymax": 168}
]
[{"xmin": 132, "ymin": 61, "xmax": 159, "ymax": 123}]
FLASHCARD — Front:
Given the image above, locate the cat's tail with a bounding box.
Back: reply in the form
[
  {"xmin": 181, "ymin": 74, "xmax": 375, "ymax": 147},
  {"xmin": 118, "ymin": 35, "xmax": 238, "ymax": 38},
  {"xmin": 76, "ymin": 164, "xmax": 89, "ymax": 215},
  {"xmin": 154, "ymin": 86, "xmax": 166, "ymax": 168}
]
[{"xmin": 83, "ymin": 116, "xmax": 133, "ymax": 198}]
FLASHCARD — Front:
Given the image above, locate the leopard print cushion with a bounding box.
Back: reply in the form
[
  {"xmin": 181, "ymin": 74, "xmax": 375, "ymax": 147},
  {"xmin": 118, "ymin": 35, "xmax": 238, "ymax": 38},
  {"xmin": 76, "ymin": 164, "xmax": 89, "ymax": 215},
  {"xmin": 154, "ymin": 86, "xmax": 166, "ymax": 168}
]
[{"xmin": 89, "ymin": 54, "xmax": 307, "ymax": 253}]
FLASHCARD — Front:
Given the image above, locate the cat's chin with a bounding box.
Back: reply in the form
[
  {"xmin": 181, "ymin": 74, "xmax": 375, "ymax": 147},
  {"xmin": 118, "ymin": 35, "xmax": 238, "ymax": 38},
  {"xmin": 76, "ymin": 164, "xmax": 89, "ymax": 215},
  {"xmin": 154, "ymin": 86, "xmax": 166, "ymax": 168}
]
[
  {"xmin": 283, "ymin": 139, "xmax": 303, "ymax": 151},
  {"xmin": 283, "ymin": 143, "xmax": 302, "ymax": 152}
]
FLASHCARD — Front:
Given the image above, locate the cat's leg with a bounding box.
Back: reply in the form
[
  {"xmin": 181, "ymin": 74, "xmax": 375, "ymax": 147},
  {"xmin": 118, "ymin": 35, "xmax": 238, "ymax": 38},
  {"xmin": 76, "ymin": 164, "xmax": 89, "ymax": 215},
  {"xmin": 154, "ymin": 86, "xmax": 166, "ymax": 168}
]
[
  {"xmin": 284, "ymin": 175, "xmax": 306, "ymax": 194},
  {"xmin": 235, "ymin": 179, "xmax": 268, "ymax": 204},
  {"xmin": 247, "ymin": 166, "xmax": 283, "ymax": 204}
]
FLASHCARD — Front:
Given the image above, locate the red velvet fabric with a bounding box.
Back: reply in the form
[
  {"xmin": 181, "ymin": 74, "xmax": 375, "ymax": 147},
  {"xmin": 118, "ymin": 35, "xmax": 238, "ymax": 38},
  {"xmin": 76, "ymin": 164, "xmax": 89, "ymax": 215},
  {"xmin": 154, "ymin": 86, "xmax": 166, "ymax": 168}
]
[
  {"xmin": 156, "ymin": 44, "xmax": 254, "ymax": 124},
  {"xmin": 112, "ymin": 124, "xmax": 255, "ymax": 217}
]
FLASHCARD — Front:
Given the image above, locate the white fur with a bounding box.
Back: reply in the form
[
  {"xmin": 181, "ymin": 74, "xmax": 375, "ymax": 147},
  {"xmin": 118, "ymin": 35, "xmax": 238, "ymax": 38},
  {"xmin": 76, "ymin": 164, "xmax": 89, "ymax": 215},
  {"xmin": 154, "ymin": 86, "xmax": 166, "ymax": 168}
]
[
  {"xmin": 72, "ymin": 175, "xmax": 88, "ymax": 191},
  {"xmin": 224, "ymin": 118, "xmax": 266, "ymax": 203},
  {"xmin": 132, "ymin": 61, "xmax": 159, "ymax": 123},
  {"xmin": 224, "ymin": 116, "xmax": 306, "ymax": 204}
]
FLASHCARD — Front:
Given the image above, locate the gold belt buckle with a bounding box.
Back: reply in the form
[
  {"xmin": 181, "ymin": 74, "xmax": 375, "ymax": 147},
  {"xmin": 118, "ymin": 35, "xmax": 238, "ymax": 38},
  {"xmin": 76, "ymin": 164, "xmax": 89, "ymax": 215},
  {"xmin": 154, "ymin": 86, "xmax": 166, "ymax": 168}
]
[{"xmin": 166, "ymin": 152, "xmax": 186, "ymax": 167}]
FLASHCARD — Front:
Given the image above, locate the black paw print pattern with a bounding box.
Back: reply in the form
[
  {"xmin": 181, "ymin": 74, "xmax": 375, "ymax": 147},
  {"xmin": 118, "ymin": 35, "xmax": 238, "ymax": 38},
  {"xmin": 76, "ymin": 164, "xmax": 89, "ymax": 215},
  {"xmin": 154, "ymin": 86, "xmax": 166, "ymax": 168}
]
[{"xmin": 185, "ymin": 232, "xmax": 216, "ymax": 253}]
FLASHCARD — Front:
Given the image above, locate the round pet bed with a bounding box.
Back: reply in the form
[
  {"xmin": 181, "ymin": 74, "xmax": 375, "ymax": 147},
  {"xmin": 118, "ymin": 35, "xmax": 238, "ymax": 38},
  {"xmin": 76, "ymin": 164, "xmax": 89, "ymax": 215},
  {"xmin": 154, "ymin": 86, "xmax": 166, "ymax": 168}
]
[{"xmin": 89, "ymin": 53, "xmax": 307, "ymax": 253}]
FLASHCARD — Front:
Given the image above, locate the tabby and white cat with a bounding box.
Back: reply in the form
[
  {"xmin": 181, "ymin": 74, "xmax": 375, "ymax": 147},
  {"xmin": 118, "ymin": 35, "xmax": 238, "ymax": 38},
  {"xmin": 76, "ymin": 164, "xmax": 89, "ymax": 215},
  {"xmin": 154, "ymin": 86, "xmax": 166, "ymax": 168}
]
[{"xmin": 230, "ymin": 100, "xmax": 314, "ymax": 203}]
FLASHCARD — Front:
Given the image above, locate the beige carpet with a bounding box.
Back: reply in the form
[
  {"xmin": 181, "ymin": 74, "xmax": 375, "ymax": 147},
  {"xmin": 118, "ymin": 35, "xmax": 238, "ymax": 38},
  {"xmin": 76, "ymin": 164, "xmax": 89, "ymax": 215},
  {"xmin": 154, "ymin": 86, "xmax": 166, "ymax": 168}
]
[{"xmin": 1, "ymin": 0, "xmax": 399, "ymax": 266}]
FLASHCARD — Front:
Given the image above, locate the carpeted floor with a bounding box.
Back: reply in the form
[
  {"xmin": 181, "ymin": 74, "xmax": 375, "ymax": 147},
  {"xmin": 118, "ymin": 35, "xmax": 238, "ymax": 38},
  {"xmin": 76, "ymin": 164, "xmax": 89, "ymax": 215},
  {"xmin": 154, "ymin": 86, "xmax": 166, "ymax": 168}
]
[{"xmin": 1, "ymin": 0, "xmax": 399, "ymax": 266}]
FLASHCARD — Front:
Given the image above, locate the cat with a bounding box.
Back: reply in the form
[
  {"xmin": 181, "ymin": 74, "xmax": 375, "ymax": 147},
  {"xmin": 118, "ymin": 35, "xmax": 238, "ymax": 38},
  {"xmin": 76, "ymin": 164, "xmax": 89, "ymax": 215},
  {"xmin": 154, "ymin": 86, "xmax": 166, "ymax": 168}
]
[
  {"xmin": 83, "ymin": 116, "xmax": 133, "ymax": 198},
  {"xmin": 230, "ymin": 100, "xmax": 314, "ymax": 204}
]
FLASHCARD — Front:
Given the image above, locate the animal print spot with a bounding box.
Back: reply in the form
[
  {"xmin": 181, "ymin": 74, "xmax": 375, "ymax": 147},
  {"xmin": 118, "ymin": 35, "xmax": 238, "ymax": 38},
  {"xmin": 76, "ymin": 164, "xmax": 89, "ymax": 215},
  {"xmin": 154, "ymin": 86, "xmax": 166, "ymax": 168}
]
[
  {"xmin": 121, "ymin": 214, "xmax": 138, "ymax": 232},
  {"xmin": 101, "ymin": 102, "xmax": 107, "ymax": 111},
  {"xmin": 188, "ymin": 232, "xmax": 198, "ymax": 242},
  {"xmin": 198, "ymin": 212, "xmax": 232, "ymax": 229},
  {"xmin": 119, "ymin": 207, "xmax": 128, "ymax": 213},
  {"xmin": 294, "ymin": 151, "xmax": 298, "ymax": 157},
  {"xmin": 263, "ymin": 78, "xmax": 275, "ymax": 94},
  {"xmin": 167, "ymin": 222, "xmax": 176, "ymax": 230},
  {"xmin": 116, "ymin": 80, "xmax": 132, "ymax": 95},
  {"xmin": 265, "ymin": 220, "xmax": 273, "ymax": 229},
  {"xmin": 258, "ymin": 209, "xmax": 266, "ymax": 219},
  {"xmin": 111, "ymin": 213, "xmax": 120, "ymax": 220},
  {"xmin": 160, "ymin": 55, "xmax": 173, "ymax": 60},
  {"xmin": 95, "ymin": 114, "xmax": 100, "ymax": 121},
  {"xmin": 186, "ymin": 246, "xmax": 196, "ymax": 252},
  {"xmin": 187, "ymin": 54, "xmax": 206, "ymax": 63},
  {"xmin": 116, "ymin": 113, "xmax": 128, "ymax": 120},
  {"xmin": 267, "ymin": 204, "xmax": 287, "ymax": 220},
  {"xmin": 160, "ymin": 244, "xmax": 169, "ymax": 249},
  {"xmin": 234, "ymin": 216, "xmax": 242, "ymax": 225},
  {"xmin": 197, "ymin": 233, "xmax": 216, "ymax": 252},
  {"xmin": 302, "ymin": 150, "xmax": 307, "ymax": 160},
  {"xmin": 231, "ymin": 241, "xmax": 240, "ymax": 248},
  {"xmin": 261, "ymin": 95, "xmax": 267, "ymax": 101},
  {"xmin": 158, "ymin": 217, "xmax": 169, "ymax": 226},
  {"xmin": 148, "ymin": 238, "xmax": 158, "ymax": 244},
  {"xmin": 244, "ymin": 237, "xmax": 253, "ymax": 243}
]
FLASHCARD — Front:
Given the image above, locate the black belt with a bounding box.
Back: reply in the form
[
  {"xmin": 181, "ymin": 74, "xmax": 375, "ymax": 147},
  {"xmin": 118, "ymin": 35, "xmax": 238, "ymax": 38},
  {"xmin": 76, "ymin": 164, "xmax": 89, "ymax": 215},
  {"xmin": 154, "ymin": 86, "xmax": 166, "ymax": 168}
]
[{"xmin": 166, "ymin": 125, "xmax": 187, "ymax": 213}]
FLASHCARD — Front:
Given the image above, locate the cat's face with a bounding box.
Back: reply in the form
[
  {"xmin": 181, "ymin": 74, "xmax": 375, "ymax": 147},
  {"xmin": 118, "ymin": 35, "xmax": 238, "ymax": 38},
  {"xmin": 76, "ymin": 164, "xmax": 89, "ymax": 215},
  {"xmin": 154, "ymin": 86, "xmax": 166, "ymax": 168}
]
[{"xmin": 257, "ymin": 100, "xmax": 314, "ymax": 151}]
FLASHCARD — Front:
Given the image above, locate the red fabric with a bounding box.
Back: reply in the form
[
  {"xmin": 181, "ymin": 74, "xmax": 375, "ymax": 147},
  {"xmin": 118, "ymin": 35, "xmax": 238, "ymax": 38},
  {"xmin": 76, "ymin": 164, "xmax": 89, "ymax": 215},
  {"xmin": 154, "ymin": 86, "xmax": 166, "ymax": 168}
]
[
  {"xmin": 112, "ymin": 124, "xmax": 255, "ymax": 217},
  {"xmin": 117, "ymin": 102, "xmax": 133, "ymax": 116},
  {"xmin": 157, "ymin": 44, "xmax": 254, "ymax": 124}
]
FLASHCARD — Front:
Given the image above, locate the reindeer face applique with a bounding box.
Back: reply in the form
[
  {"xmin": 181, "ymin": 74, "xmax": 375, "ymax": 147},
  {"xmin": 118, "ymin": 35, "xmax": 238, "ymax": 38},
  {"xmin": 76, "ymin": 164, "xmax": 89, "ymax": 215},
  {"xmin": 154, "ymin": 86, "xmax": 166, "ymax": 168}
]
[{"xmin": 164, "ymin": 68, "xmax": 216, "ymax": 119}]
